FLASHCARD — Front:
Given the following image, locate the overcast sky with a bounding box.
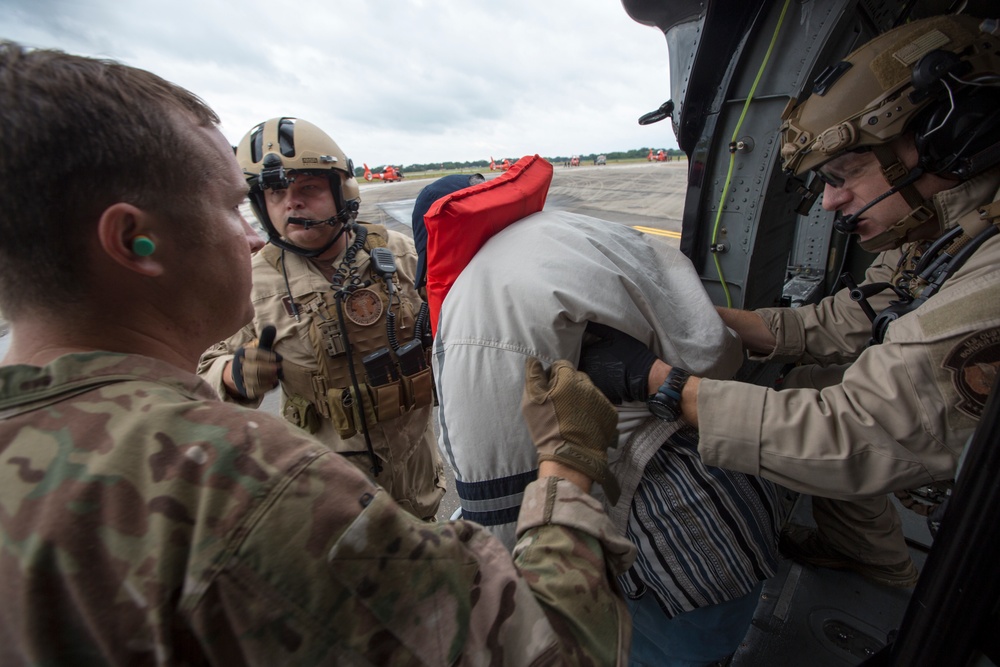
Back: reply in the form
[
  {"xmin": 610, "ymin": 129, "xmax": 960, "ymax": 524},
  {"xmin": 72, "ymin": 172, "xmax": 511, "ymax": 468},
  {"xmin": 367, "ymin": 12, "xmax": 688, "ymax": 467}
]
[{"xmin": 2, "ymin": 0, "xmax": 680, "ymax": 166}]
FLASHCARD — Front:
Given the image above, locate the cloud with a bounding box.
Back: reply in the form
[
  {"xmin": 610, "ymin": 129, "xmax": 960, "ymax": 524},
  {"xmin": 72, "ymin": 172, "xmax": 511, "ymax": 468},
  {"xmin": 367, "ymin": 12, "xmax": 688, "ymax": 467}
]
[{"xmin": 1, "ymin": 0, "xmax": 679, "ymax": 165}]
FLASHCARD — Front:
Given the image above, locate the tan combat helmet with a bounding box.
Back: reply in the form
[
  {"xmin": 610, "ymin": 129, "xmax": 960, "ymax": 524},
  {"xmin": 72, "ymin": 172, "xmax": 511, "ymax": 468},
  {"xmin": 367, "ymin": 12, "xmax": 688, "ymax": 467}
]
[
  {"xmin": 236, "ymin": 117, "xmax": 361, "ymax": 256},
  {"xmin": 779, "ymin": 15, "xmax": 1000, "ymax": 250},
  {"xmin": 780, "ymin": 15, "xmax": 998, "ymax": 177}
]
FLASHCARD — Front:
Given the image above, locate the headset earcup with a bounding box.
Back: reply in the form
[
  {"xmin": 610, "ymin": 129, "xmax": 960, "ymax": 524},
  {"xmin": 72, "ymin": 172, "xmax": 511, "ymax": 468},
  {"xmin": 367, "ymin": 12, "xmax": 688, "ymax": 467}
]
[{"xmin": 915, "ymin": 85, "xmax": 1000, "ymax": 178}]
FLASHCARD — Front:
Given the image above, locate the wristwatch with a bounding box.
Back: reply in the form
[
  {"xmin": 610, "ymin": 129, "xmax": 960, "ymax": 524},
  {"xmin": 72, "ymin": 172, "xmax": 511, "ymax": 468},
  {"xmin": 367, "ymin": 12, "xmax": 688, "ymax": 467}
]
[{"xmin": 647, "ymin": 367, "xmax": 691, "ymax": 422}]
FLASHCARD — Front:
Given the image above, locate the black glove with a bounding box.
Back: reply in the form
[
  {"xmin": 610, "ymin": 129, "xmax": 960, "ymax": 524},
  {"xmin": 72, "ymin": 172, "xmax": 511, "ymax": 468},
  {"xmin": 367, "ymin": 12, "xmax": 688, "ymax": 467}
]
[{"xmin": 578, "ymin": 322, "xmax": 657, "ymax": 405}]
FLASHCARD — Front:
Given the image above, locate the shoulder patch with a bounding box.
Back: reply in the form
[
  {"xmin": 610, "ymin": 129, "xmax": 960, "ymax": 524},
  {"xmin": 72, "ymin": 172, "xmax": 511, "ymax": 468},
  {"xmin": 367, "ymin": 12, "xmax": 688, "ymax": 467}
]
[{"xmin": 943, "ymin": 327, "xmax": 1000, "ymax": 419}]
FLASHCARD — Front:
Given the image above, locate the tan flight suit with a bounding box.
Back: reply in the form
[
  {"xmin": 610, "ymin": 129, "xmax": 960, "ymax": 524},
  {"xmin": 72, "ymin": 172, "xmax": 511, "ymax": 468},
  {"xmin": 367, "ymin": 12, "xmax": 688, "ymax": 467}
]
[
  {"xmin": 199, "ymin": 224, "xmax": 445, "ymax": 520},
  {"xmin": 697, "ymin": 168, "xmax": 1000, "ymax": 565}
]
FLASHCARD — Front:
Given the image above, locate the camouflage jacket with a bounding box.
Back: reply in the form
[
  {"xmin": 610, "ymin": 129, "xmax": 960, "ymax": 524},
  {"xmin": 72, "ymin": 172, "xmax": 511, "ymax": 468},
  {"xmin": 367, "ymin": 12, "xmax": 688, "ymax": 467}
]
[{"xmin": 0, "ymin": 352, "xmax": 634, "ymax": 666}]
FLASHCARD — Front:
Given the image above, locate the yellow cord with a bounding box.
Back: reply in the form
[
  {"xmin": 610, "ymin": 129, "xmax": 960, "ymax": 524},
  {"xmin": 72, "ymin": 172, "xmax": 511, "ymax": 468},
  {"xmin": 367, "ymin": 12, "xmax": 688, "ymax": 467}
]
[{"xmin": 709, "ymin": 0, "xmax": 792, "ymax": 307}]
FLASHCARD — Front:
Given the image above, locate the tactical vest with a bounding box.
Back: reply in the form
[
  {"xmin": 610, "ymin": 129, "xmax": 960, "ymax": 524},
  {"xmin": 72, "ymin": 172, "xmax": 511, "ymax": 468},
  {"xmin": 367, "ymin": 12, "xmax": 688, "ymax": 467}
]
[
  {"xmin": 850, "ymin": 201, "xmax": 1000, "ymax": 346},
  {"xmin": 848, "ymin": 201, "xmax": 1000, "ymax": 521},
  {"xmin": 262, "ymin": 224, "xmax": 433, "ymax": 439}
]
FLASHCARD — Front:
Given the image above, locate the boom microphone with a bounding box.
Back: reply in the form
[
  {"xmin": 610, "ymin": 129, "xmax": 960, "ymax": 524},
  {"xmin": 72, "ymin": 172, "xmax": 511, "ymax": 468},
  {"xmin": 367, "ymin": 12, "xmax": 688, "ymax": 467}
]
[
  {"xmin": 286, "ymin": 215, "xmax": 341, "ymax": 229},
  {"xmin": 833, "ymin": 167, "xmax": 924, "ymax": 233}
]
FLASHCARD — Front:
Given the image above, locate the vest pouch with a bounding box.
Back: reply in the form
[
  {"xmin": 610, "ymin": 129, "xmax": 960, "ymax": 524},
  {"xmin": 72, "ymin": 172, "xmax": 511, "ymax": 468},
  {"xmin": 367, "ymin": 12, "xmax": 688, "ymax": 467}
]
[
  {"xmin": 283, "ymin": 394, "xmax": 321, "ymax": 435},
  {"xmin": 401, "ymin": 367, "xmax": 433, "ymax": 410},
  {"xmin": 327, "ymin": 388, "xmax": 357, "ymax": 439},
  {"xmin": 343, "ymin": 384, "xmax": 379, "ymax": 435},
  {"xmin": 372, "ymin": 380, "xmax": 403, "ymax": 421}
]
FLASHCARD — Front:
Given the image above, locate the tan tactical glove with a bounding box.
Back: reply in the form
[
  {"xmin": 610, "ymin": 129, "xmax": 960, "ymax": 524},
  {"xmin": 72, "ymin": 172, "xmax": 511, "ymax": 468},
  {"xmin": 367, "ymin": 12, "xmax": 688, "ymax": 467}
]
[
  {"xmin": 231, "ymin": 325, "xmax": 282, "ymax": 399},
  {"xmin": 521, "ymin": 358, "xmax": 621, "ymax": 505}
]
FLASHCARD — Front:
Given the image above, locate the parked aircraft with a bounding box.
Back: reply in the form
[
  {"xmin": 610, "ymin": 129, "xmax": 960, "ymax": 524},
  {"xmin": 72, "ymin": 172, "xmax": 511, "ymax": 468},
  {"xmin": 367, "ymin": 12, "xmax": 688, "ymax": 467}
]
[
  {"xmin": 363, "ymin": 163, "xmax": 404, "ymax": 182},
  {"xmin": 489, "ymin": 156, "xmax": 512, "ymax": 172}
]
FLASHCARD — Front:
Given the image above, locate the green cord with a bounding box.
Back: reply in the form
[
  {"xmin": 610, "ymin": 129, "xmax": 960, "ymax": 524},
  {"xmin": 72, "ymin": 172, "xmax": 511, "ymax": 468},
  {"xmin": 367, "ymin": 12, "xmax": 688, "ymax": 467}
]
[{"xmin": 709, "ymin": 0, "xmax": 792, "ymax": 307}]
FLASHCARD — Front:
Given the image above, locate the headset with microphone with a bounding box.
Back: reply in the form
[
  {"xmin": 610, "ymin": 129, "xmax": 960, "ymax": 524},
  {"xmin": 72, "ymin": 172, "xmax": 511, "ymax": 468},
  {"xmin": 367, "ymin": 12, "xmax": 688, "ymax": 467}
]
[
  {"xmin": 831, "ymin": 166, "xmax": 926, "ymax": 233},
  {"xmin": 785, "ymin": 16, "xmax": 1000, "ymax": 251},
  {"xmin": 238, "ymin": 118, "xmax": 362, "ymax": 259}
]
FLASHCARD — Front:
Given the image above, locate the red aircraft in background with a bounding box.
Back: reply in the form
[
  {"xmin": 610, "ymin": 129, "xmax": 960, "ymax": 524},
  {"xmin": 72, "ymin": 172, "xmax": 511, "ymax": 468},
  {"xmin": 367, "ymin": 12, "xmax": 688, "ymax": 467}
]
[
  {"xmin": 647, "ymin": 148, "xmax": 668, "ymax": 162},
  {"xmin": 363, "ymin": 163, "xmax": 404, "ymax": 182},
  {"xmin": 489, "ymin": 156, "xmax": 512, "ymax": 172}
]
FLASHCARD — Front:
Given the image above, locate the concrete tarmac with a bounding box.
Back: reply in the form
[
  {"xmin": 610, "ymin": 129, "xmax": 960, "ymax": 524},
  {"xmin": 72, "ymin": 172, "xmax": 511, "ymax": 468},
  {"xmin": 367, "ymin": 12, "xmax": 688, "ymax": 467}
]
[
  {"xmin": 0, "ymin": 159, "xmax": 689, "ymax": 522},
  {"xmin": 357, "ymin": 159, "xmax": 687, "ymax": 242}
]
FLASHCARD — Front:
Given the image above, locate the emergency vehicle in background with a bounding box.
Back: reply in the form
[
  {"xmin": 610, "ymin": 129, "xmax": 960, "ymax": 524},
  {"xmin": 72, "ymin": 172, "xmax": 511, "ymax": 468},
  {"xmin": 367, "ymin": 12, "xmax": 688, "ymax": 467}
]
[{"xmin": 623, "ymin": 0, "xmax": 1000, "ymax": 664}]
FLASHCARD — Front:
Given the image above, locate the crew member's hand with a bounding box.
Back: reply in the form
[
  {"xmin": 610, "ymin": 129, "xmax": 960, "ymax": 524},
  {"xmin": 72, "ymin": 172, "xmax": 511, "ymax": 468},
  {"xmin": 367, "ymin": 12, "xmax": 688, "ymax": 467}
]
[
  {"xmin": 521, "ymin": 358, "xmax": 621, "ymax": 504},
  {"xmin": 578, "ymin": 322, "xmax": 657, "ymax": 404},
  {"xmin": 230, "ymin": 326, "xmax": 282, "ymax": 399}
]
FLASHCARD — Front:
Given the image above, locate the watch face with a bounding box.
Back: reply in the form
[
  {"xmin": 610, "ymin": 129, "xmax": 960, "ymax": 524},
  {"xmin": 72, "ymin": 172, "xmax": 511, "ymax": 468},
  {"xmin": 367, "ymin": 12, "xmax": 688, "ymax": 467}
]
[
  {"xmin": 648, "ymin": 396, "xmax": 680, "ymax": 422},
  {"xmin": 647, "ymin": 367, "xmax": 690, "ymax": 422}
]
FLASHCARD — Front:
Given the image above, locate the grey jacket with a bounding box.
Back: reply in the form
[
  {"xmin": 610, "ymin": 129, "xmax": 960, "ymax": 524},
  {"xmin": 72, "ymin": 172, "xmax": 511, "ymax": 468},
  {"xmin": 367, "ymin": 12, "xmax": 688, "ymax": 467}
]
[{"xmin": 433, "ymin": 210, "xmax": 743, "ymax": 546}]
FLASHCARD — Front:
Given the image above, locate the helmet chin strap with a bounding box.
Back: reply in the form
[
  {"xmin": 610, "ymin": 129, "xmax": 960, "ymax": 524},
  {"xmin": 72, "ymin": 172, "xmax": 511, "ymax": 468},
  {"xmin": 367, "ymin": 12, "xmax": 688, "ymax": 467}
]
[
  {"xmin": 834, "ymin": 168, "xmax": 924, "ymax": 233},
  {"xmin": 275, "ymin": 214, "xmax": 353, "ymax": 258},
  {"xmin": 264, "ymin": 196, "xmax": 360, "ymax": 258},
  {"xmin": 838, "ymin": 145, "xmax": 941, "ymax": 252},
  {"xmin": 249, "ymin": 169, "xmax": 361, "ymax": 258},
  {"xmin": 857, "ymin": 202, "xmax": 938, "ymax": 252}
]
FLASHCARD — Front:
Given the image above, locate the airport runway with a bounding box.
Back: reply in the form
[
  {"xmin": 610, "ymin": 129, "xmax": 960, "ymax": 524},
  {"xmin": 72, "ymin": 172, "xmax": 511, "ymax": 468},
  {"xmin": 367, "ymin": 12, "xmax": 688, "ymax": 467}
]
[
  {"xmin": 0, "ymin": 159, "xmax": 690, "ymax": 522},
  {"xmin": 358, "ymin": 159, "xmax": 687, "ymax": 244}
]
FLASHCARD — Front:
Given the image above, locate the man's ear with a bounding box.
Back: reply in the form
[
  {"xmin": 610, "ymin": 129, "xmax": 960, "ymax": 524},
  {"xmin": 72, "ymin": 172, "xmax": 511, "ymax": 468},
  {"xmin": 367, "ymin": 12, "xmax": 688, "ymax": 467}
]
[{"xmin": 96, "ymin": 202, "xmax": 164, "ymax": 277}]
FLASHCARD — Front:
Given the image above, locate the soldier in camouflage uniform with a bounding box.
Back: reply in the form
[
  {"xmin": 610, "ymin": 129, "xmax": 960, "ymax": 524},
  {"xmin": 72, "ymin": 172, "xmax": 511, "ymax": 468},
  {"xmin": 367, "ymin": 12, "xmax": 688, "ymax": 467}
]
[{"xmin": 0, "ymin": 43, "xmax": 635, "ymax": 665}]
